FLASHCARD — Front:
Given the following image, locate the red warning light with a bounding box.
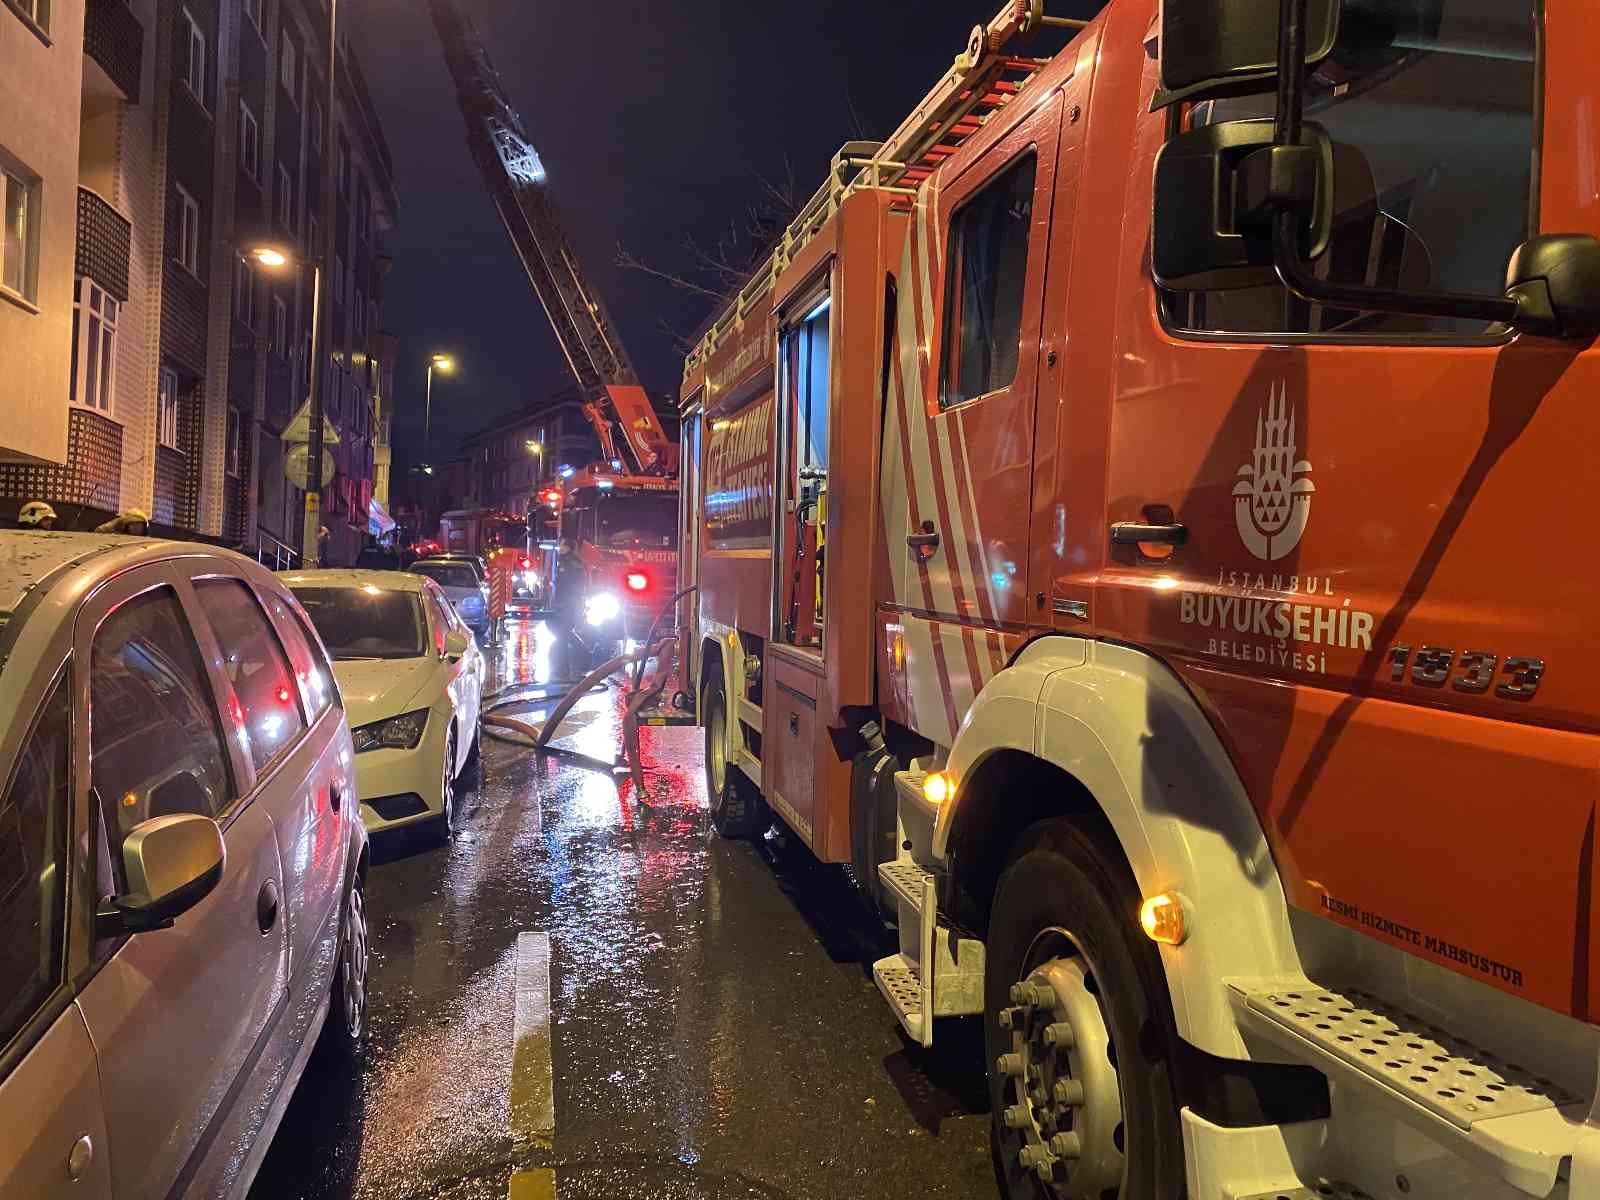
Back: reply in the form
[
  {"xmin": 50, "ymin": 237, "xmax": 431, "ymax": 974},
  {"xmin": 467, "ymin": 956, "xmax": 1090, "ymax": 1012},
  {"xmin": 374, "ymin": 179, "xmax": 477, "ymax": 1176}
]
[
  {"xmin": 275, "ymin": 685, "xmax": 293, "ymax": 704},
  {"xmin": 625, "ymin": 571, "xmax": 649, "ymax": 593}
]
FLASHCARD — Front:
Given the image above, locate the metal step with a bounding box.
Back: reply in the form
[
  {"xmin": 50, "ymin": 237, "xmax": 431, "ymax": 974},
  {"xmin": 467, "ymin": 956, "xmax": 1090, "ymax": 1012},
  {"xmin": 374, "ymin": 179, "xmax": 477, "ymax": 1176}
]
[
  {"xmin": 1233, "ymin": 981, "xmax": 1591, "ymax": 1197},
  {"xmin": 873, "ymin": 954, "xmax": 926, "ymax": 1045},
  {"xmin": 878, "ymin": 858, "xmax": 936, "ymax": 910},
  {"xmin": 1235, "ymin": 1185, "xmax": 1374, "ymax": 1200}
]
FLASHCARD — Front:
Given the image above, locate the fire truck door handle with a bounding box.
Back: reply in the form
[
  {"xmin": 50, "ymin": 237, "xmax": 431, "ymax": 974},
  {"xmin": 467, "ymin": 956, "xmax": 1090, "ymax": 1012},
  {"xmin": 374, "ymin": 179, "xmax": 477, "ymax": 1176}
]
[
  {"xmin": 1110, "ymin": 522, "xmax": 1188, "ymax": 546},
  {"xmin": 905, "ymin": 522, "xmax": 940, "ymax": 551}
]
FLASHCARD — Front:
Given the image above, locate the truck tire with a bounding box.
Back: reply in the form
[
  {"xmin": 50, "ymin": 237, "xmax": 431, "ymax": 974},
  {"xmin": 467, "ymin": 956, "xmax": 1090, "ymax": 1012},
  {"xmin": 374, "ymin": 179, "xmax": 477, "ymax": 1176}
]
[
  {"xmin": 849, "ymin": 741, "xmax": 899, "ymax": 921},
  {"xmin": 985, "ymin": 818, "xmax": 1185, "ymax": 1199},
  {"xmin": 702, "ymin": 662, "xmax": 767, "ymax": 840}
]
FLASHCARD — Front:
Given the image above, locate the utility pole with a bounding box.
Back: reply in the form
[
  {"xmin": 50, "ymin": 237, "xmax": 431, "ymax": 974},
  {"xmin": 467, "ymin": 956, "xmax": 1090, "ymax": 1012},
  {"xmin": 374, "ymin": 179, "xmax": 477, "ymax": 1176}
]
[{"xmin": 302, "ymin": 0, "xmax": 340, "ymax": 566}]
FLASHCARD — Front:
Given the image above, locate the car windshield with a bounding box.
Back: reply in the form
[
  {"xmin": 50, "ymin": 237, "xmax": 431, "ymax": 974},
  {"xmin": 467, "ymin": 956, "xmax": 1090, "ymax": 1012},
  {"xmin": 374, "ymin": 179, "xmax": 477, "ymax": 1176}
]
[
  {"xmin": 290, "ymin": 587, "xmax": 427, "ymax": 660},
  {"xmin": 596, "ymin": 494, "xmax": 676, "ymax": 548},
  {"xmin": 411, "ymin": 562, "xmax": 481, "ymax": 589}
]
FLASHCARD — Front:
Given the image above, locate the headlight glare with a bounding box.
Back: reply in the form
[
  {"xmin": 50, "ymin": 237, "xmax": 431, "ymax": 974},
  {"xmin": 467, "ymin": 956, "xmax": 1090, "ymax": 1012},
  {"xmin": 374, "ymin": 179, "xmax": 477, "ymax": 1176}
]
[{"xmin": 585, "ymin": 591, "xmax": 622, "ymax": 626}]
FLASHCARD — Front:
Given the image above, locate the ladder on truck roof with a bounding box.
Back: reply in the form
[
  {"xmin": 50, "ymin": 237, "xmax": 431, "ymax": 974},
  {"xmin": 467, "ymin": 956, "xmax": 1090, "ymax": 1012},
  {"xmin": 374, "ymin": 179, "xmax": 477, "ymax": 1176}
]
[
  {"xmin": 426, "ymin": 0, "xmax": 676, "ymax": 477},
  {"xmin": 685, "ymin": 0, "xmax": 1087, "ymax": 376}
]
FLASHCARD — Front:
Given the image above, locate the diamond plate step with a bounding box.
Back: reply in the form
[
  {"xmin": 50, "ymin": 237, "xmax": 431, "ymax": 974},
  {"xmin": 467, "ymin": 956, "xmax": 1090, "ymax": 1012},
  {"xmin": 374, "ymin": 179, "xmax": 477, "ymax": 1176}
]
[
  {"xmin": 1234, "ymin": 981, "xmax": 1591, "ymax": 1196},
  {"xmin": 873, "ymin": 953, "xmax": 925, "ymax": 1044}
]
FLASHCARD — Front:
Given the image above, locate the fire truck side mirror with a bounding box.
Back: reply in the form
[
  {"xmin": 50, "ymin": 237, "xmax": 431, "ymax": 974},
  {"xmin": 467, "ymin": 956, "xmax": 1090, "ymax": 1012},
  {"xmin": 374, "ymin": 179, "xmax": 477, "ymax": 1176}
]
[
  {"xmin": 1152, "ymin": 118, "xmax": 1334, "ymax": 293},
  {"xmin": 1505, "ymin": 236, "xmax": 1600, "ymax": 342},
  {"xmin": 1152, "ymin": 0, "xmax": 1340, "ymax": 111}
]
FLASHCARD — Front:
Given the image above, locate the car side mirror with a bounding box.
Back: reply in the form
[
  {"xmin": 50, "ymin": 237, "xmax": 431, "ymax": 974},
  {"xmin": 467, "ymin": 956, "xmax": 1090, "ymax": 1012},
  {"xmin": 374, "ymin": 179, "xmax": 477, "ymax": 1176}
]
[
  {"xmin": 1154, "ymin": 0, "xmax": 1340, "ymax": 109},
  {"xmin": 96, "ymin": 813, "xmax": 225, "ymax": 938},
  {"xmin": 443, "ymin": 626, "xmax": 471, "ymax": 662},
  {"xmin": 1152, "ymin": 118, "xmax": 1334, "ymax": 292},
  {"xmin": 1505, "ymin": 235, "xmax": 1600, "ymax": 341}
]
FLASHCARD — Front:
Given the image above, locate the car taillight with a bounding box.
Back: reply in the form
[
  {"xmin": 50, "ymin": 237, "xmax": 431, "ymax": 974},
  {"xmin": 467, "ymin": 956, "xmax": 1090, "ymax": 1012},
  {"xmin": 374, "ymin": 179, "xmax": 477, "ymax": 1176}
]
[{"xmin": 625, "ymin": 571, "xmax": 649, "ymax": 593}]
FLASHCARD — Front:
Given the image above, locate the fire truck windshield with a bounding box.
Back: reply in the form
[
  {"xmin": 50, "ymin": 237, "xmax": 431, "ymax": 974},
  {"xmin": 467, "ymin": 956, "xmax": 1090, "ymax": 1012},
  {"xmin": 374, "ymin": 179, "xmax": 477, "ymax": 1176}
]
[{"xmin": 595, "ymin": 492, "xmax": 676, "ymax": 549}]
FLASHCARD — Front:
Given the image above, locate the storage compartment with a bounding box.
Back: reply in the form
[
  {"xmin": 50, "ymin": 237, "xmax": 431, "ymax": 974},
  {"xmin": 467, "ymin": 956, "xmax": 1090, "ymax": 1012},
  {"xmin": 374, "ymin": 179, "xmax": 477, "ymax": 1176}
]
[{"xmin": 765, "ymin": 651, "xmax": 820, "ymax": 847}]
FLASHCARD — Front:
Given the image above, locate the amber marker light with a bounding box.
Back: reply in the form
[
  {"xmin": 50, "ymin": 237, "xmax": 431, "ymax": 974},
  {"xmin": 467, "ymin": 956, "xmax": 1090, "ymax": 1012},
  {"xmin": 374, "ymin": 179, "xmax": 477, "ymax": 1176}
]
[
  {"xmin": 922, "ymin": 771, "xmax": 952, "ymax": 806},
  {"xmin": 1140, "ymin": 892, "xmax": 1189, "ymax": 945}
]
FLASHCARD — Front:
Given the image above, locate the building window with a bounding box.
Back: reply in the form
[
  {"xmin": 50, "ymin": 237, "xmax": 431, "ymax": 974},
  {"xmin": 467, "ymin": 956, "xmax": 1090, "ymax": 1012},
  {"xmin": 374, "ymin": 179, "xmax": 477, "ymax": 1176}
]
[
  {"xmin": 279, "ymin": 29, "xmax": 298, "ymax": 102},
  {"xmin": 234, "ymin": 258, "xmax": 255, "ymax": 329},
  {"xmin": 1, "ymin": 164, "xmax": 39, "ymax": 302},
  {"xmin": 174, "ymin": 184, "xmax": 201, "ymax": 276},
  {"xmin": 70, "ymin": 279, "xmax": 118, "ymax": 413},
  {"xmin": 225, "ymin": 407, "xmax": 241, "ymax": 477},
  {"xmin": 276, "ymin": 163, "xmax": 292, "ymax": 229},
  {"xmin": 157, "ymin": 368, "xmax": 180, "ymax": 449},
  {"xmin": 239, "ymin": 102, "xmax": 260, "ymax": 181},
  {"xmin": 309, "ymin": 95, "xmax": 323, "ymax": 151},
  {"xmin": 271, "ymin": 295, "xmax": 287, "ymax": 356},
  {"xmin": 242, "ymin": 0, "xmax": 261, "ymax": 33},
  {"xmin": 9, "ymin": 0, "xmax": 50, "ymax": 33},
  {"xmin": 181, "ymin": 8, "xmax": 207, "ymax": 106}
]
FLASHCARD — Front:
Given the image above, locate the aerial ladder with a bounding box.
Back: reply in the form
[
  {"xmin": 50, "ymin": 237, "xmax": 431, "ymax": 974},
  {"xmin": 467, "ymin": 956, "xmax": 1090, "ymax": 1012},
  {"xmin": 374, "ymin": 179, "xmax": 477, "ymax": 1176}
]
[{"xmin": 424, "ymin": 0, "xmax": 676, "ymax": 477}]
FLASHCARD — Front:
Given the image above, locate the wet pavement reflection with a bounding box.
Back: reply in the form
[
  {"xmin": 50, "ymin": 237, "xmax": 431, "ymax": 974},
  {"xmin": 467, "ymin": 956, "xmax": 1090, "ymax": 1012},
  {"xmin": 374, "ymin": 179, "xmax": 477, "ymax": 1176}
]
[{"xmin": 249, "ymin": 619, "xmax": 991, "ymax": 1199}]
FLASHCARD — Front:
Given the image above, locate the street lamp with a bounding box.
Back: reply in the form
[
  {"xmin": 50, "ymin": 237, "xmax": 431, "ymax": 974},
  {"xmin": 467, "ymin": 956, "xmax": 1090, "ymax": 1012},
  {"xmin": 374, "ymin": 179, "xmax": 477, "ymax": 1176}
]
[{"xmin": 424, "ymin": 352, "xmax": 455, "ymax": 465}]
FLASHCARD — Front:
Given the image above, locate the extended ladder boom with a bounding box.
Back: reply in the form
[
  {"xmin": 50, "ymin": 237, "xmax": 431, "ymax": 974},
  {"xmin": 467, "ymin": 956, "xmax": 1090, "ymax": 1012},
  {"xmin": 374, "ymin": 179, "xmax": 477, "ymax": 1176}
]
[{"xmin": 425, "ymin": 0, "xmax": 674, "ymax": 475}]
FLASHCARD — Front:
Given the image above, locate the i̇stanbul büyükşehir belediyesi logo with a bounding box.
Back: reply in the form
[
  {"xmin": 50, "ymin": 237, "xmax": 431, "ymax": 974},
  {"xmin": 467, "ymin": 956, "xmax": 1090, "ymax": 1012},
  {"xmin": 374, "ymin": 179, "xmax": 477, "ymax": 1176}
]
[{"xmin": 1234, "ymin": 383, "xmax": 1315, "ymax": 562}]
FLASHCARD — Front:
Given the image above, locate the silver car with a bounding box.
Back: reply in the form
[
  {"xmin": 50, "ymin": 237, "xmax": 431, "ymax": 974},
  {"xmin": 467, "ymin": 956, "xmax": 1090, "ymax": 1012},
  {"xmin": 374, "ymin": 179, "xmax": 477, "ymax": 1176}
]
[
  {"xmin": 0, "ymin": 533, "xmax": 369, "ymax": 1198},
  {"xmin": 408, "ymin": 557, "xmax": 491, "ymax": 636}
]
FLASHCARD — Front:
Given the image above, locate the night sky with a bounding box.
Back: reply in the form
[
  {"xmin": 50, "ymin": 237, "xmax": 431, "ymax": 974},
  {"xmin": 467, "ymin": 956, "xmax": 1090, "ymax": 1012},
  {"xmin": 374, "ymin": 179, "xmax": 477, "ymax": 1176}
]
[{"xmin": 347, "ymin": 0, "xmax": 1101, "ymax": 470}]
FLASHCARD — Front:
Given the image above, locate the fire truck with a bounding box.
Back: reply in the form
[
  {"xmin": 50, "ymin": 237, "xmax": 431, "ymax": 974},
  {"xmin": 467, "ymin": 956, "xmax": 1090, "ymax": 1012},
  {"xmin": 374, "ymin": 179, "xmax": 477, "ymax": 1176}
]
[
  {"xmin": 427, "ymin": 0, "xmax": 679, "ymax": 645},
  {"xmin": 678, "ymin": 0, "xmax": 1600, "ymax": 1196}
]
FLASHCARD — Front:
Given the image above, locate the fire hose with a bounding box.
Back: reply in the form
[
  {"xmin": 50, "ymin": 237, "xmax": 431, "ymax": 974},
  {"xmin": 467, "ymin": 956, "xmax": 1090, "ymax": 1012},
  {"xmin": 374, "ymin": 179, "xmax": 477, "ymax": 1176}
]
[{"xmin": 478, "ymin": 588, "xmax": 696, "ymax": 800}]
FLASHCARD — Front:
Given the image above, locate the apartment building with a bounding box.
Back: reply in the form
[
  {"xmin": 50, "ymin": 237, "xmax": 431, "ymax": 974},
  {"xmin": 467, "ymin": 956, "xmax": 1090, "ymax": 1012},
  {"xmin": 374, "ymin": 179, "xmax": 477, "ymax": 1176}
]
[
  {"xmin": 0, "ymin": 0, "xmax": 398, "ymax": 565},
  {"xmin": 459, "ymin": 389, "xmax": 603, "ymax": 517}
]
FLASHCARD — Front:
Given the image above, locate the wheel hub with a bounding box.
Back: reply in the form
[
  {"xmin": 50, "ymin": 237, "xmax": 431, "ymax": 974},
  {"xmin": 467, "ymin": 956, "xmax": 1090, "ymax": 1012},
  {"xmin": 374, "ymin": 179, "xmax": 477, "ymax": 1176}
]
[
  {"xmin": 996, "ymin": 949, "xmax": 1126, "ymax": 1196},
  {"xmin": 708, "ymin": 694, "xmax": 727, "ymax": 794},
  {"xmin": 344, "ymin": 886, "xmax": 368, "ymax": 1038}
]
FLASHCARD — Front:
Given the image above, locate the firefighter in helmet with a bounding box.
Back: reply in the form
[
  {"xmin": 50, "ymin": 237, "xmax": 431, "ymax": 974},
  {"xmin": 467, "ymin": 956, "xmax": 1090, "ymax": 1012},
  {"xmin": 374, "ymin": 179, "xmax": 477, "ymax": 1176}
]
[
  {"xmin": 17, "ymin": 501, "xmax": 57, "ymax": 531},
  {"xmin": 96, "ymin": 508, "xmax": 151, "ymax": 536}
]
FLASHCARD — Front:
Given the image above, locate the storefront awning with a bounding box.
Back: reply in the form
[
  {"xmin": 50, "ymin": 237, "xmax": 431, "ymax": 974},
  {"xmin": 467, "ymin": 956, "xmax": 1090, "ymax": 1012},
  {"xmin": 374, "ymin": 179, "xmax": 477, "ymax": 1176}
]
[{"xmin": 368, "ymin": 497, "xmax": 396, "ymax": 537}]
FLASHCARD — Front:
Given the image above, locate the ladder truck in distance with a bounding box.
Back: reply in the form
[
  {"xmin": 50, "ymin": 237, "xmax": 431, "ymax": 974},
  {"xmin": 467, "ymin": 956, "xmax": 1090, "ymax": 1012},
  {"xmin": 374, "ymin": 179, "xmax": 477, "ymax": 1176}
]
[
  {"xmin": 425, "ymin": 0, "xmax": 678, "ymax": 645},
  {"xmin": 677, "ymin": 0, "xmax": 1600, "ymax": 1196}
]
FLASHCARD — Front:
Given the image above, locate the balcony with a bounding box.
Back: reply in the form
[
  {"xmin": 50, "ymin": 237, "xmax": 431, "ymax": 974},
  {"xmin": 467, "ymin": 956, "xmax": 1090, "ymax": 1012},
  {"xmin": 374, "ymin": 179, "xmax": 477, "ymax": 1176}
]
[
  {"xmin": 75, "ymin": 188, "xmax": 131, "ymax": 301},
  {"xmin": 84, "ymin": 0, "xmax": 143, "ymax": 104}
]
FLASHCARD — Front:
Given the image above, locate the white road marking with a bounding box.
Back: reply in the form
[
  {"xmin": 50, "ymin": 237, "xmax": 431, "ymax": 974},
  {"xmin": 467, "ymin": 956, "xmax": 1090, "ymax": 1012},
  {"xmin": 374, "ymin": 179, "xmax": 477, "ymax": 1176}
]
[{"xmin": 510, "ymin": 931, "xmax": 555, "ymax": 1153}]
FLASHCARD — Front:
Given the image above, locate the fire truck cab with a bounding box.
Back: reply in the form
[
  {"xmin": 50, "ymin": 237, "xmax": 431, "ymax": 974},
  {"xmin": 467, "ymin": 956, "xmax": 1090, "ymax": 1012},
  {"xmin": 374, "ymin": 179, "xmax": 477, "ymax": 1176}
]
[
  {"xmin": 550, "ymin": 469, "xmax": 678, "ymax": 645},
  {"xmin": 680, "ymin": 1, "xmax": 1600, "ymax": 1197}
]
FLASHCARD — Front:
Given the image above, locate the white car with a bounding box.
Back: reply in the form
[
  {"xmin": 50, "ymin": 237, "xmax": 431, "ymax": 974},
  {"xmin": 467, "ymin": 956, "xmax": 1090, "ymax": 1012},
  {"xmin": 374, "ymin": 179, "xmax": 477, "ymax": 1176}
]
[
  {"xmin": 408, "ymin": 557, "xmax": 491, "ymax": 637},
  {"xmin": 282, "ymin": 570, "xmax": 485, "ymax": 839}
]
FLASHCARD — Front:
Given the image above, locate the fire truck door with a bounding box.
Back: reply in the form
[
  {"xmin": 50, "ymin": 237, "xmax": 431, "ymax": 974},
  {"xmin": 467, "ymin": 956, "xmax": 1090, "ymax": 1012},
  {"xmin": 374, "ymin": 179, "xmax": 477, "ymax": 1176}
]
[
  {"xmin": 888, "ymin": 95, "xmax": 1064, "ymax": 641},
  {"xmin": 1105, "ymin": 12, "xmax": 1600, "ymax": 1020}
]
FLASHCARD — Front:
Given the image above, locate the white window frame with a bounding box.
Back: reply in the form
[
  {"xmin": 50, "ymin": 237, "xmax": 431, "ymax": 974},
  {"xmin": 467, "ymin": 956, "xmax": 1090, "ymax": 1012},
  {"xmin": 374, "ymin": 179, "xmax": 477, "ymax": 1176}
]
[
  {"xmin": 239, "ymin": 101, "xmax": 260, "ymax": 181},
  {"xmin": 276, "ymin": 163, "xmax": 292, "ymax": 229},
  {"xmin": 181, "ymin": 7, "xmax": 207, "ymax": 108},
  {"xmin": 71, "ymin": 278, "xmax": 119, "ymax": 415},
  {"xmin": 234, "ymin": 257, "xmax": 255, "ymax": 329},
  {"xmin": 157, "ymin": 368, "xmax": 180, "ymax": 449},
  {"xmin": 225, "ymin": 407, "xmax": 242, "ymax": 477},
  {"xmin": 271, "ymin": 295, "xmax": 288, "ymax": 357},
  {"xmin": 174, "ymin": 184, "xmax": 201, "ymax": 277},
  {"xmin": 1, "ymin": 163, "xmax": 40, "ymax": 304},
  {"xmin": 279, "ymin": 29, "xmax": 298, "ymax": 104}
]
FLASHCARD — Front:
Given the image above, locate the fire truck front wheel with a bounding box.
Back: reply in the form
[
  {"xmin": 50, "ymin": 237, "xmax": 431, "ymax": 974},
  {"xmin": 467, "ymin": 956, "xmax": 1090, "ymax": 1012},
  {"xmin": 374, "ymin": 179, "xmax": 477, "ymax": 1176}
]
[
  {"xmin": 702, "ymin": 663, "xmax": 768, "ymax": 840},
  {"xmin": 985, "ymin": 818, "xmax": 1184, "ymax": 1199}
]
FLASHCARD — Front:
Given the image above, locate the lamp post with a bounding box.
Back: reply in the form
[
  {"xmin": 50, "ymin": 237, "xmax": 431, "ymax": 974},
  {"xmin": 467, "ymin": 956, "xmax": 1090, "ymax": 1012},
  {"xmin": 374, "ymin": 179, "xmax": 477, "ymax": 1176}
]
[{"xmin": 424, "ymin": 352, "xmax": 455, "ymax": 465}]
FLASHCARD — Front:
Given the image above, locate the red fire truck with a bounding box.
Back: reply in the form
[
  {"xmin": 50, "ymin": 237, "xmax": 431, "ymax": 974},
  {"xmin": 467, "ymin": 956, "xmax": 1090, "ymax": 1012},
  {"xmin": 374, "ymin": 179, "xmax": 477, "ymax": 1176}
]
[{"xmin": 678, "ymin": 0, "xmax": 1600, "ymax": 1196}]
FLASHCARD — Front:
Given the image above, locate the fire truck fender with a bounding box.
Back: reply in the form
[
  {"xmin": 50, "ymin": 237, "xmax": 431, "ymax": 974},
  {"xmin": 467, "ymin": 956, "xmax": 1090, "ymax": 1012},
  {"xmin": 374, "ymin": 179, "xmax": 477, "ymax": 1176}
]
[
  {"xmin": 697, "ymin": 622, "xmax": 746, "ymax": 754},
  {"xmin": 937, "ymin": 635, "xmax": 1301, "ymax": 1060}
]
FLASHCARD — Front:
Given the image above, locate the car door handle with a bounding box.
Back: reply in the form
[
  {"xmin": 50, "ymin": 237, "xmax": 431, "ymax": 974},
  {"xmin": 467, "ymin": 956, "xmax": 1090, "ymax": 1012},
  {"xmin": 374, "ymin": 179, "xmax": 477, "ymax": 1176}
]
[
  {"xmin": 329, "ymin": 783, "xmax": 343, "ymax": 813},
  {"xmin": 257, "ymin": 879, "xmax": 279, "ymax": 935},
  {"xmin": 1110, "ymin": 522, "xmax": 1189, "ymax": 546}
]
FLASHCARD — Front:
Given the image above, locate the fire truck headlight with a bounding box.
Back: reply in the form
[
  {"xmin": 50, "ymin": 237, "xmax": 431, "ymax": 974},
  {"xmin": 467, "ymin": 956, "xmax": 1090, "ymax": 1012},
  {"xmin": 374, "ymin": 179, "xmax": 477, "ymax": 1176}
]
[{"xmin": 585, "ymin": 591, "xmax": 622, "ymax": 626}]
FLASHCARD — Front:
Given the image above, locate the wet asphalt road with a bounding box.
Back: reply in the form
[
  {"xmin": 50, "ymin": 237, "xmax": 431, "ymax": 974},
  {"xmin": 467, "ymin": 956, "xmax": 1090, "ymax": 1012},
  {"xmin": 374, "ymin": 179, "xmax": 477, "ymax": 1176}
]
[{"xmin": 249, "ymin": 620, "xmax": 994, "ymax": 1200}]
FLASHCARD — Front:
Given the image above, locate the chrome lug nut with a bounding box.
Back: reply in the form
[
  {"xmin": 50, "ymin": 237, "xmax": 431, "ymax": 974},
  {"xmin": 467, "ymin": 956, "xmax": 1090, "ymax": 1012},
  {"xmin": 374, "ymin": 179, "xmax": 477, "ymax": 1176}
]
[
  {"xmin": 1042, "ymin": 1021, "xmax": 1075, "ymax": 1048},
  {"xmin": 1002, "ymin": 1103, "xmax": 1030, "ymax": 1129},
  {"xmin": 996, "ymin": 1052, "xmax": 1025, "ymax": 1077},
  {"xmin": 1049, "ymin": 1131, "xmax": 1082, "ymax": 1159},
  {"xmin": 1053, "ymin": 1078, "xmax": 1085, "ymax": 1106}
]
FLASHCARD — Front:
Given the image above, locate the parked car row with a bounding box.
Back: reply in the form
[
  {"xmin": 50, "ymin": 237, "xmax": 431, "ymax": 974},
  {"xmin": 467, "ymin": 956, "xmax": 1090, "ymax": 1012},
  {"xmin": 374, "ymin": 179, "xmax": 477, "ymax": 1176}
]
[{"xmin": 0, "ymin": 533, "xmax": 486, "ymax": 1197}]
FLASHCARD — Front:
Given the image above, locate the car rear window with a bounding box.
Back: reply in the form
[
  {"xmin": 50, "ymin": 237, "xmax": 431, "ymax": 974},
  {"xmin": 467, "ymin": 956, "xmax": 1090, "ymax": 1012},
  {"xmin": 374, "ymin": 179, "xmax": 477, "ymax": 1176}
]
[
  {"xmin": 411, "ymin": 563, "xmax": 479, "ymax": 589},
  {"xmin": 291, "ymin": 586, "xmax": 427, "ymax": 660}
]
